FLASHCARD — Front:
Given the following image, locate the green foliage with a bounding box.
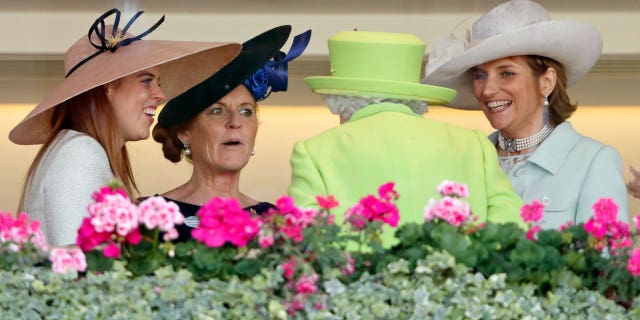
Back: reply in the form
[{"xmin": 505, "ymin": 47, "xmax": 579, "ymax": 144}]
[
  {"xmin": 1, "ymin": 253, "xmax": 637, "ymax": 319},
  {"xmin": 0, "ymin": 241, "xmax": 47, "ymax": 271},
  {"xmin": 392, "ymin": 219, "xmax": 640, "ymax": 307}
]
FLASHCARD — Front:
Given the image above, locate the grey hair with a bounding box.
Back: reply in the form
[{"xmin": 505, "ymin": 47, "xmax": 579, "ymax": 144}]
[{"xmin": 322, "ymin": 95, "xmax": 428, "ymax": 121}]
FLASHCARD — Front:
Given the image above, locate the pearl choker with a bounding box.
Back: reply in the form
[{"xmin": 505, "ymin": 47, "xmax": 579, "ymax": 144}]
[{"xmin": 498, "ymin": 124, "xmax": 553, "ymax": 152}]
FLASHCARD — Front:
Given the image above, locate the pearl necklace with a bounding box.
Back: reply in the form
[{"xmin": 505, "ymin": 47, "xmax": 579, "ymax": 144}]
[{"xmin": 498, "ymin": 124, "xmax": 553, "ymax": 152}]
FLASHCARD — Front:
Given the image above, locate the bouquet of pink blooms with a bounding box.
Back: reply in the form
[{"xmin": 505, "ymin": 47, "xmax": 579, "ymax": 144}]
[
  {"xmin": 4, "ymin": 178, "xmax": 640, "ymax": 314},
  {"xmin": 75, "ymin": 184, "xmax": 184, "ymax": 275},
  {"xmin": 0, "ymin": 211, "xmax": 48, "ymax": 270},
  {"xmin": 392, "ymin": 180, "xmax": 640, "ymax": 307},
  {"xmin": 170, "ymin": 182, "xmax": 399, "ymax": 315}
]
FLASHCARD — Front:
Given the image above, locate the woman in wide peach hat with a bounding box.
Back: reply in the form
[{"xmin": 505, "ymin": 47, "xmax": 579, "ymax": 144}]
[
  {"xmin": 424, "ymin": 0, "xmax": 628, "ymax": 228},
  {"xmin": 10, "ymin": 8, "xmax": 241, "ymax": 246}
]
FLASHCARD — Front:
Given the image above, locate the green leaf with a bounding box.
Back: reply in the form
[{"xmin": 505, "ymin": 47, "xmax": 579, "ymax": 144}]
[
  {"xmin": 394, "ymin": 223, "xmax": 423, "ymax": 246},
  {"xmin": 431, "ymin": 223, "xmax": 476, "ymax": 266},
  {"xmin": 84, "ymin": 250, "xmax": 114, "ymax": 272},
  {"xmin": 550, "ymin": 269, "xmax": 583, "ymax": 289},
  {"xmin": 125, "ymin": 249, "xmax": 165, "ymax": 276}
]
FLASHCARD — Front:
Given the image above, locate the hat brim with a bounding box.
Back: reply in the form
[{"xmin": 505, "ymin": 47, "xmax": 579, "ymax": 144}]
[
  {"xmin": 305, "ymin": 76, "xmax": 457, "ymax": 105},
  {"xmin": 10, "ymin": 40, "xmax": 242, "ymax": 145},
  {"xmin": 424, "ymin": 20, "xmax": 602, "ymax": 110},
  {"xmin": 158, "ymin": 25, "xmax": 292, "ymax": 126}
]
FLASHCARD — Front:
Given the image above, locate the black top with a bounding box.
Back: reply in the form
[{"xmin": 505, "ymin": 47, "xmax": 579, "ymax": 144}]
[{"xmin": 160, "ymin": 196, "xmax": 276, "ymax": 243}]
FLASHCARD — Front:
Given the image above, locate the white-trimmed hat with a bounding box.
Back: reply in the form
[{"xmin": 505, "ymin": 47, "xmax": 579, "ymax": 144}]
[{"xmin": 423, "ymin": 0, "xmax": 602, "ymax": 110}]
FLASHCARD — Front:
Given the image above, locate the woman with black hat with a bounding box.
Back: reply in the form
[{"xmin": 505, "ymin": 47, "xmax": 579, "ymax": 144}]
[{"xmin": 152, "ymin": 26, "xmax": 310, "ymax": 242}]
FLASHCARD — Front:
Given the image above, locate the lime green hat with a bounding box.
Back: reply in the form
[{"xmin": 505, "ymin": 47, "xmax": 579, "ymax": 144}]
[{"xmin": 305, "ymin": 30, "xmax": 456, "ymax": 105}]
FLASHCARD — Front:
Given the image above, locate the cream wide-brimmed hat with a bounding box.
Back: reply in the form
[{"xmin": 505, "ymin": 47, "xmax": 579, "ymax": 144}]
[
  {"xmin": 9, "ymin": 8, "xmax": 242, "ymax": 145},
  {"xmin": 423, "ymin": 0, "xmax": 602, "ymax": 110}
]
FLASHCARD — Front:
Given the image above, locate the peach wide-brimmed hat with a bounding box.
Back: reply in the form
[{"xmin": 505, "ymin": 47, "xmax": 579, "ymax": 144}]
[
  {"xmin": 9, "ymin": 8, "xmax": 242, "ymax": 145},
  {"xmin": 423, "ymin": 0, "xmax": 602, "ymax": 110}
]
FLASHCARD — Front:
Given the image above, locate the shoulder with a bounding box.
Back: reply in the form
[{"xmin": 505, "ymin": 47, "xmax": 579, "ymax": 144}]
[
  {"xmin": 44, "ymin": 130, "xmax": 111, "ymax": 174},
  {"xmin": 561, "ymin": 123, "xmax": 621, "ymax": 160},
  {"xmin": 43, "ymin": 130, "xmax": 108, "ymax": 163},
  {"xmin": 55, "ymin": 130, "xmax": 106, "ymax": 154}
]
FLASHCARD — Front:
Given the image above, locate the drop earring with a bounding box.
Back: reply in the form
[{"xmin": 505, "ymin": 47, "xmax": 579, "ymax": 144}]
[
  {"xmin": 543, "ymin": 95, "xmax": 549, "ymax": 107},
  {"xmin": 183, "ymin": 142, "xmax": 191, "ymax": 156}
]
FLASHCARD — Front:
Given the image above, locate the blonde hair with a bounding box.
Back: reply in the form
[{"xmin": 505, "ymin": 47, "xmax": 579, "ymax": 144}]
[{"xmin": 18, "ymin": 85, "xmax": 137, "ymax": 211}]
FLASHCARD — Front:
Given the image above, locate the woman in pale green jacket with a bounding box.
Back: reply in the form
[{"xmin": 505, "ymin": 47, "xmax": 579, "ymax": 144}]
[{"xmin": 424, "ymin": 0, "xmax": 628, "ymax": 228}]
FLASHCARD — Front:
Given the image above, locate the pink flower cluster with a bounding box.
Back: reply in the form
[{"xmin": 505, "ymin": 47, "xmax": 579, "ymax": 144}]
[
  {"xmin": 344, "ymin": 182, "xmax": 400, "ymax": 231},
  {"xmin": 583, "ymin": 198, "xmax": 631, "ymax": 253},
  {"xmin": 50, "ymin": 247, "xmax": 87, "ymax": 274},
  {"xmin": 192, "ymin": 197, "xmax": 259, "ymax": 248},
  {"xmin": 0, "ymin": 211, "xmax": 47, "ymax": 253},
  {"xmin": 520, "ymin": 200, "xmax": 544, "ymax": 240},
  {"xmin": 424, "ymin": 181, "xmax": 472, "ymax": 227},
  {"xmin": 437, "ymin": 180, "xmax": 469, "ymax": 198},
  {"xmin": 257, "ymin": 196, "xmax": 329, "ymax": 248},
  {"xmin": 138, "ymin": 197, "xmax": 184, "ymax": 241},
  {"xmin": 280, "ymin": 255, "xmax": 321, "ymax": 315},
  {"xmin": 76, "ymin": 187, "xmax": 184, "ymax": 258},
  {"xmin": 628, "ymin": 248, "xmax": 640, "ymax": 276}
]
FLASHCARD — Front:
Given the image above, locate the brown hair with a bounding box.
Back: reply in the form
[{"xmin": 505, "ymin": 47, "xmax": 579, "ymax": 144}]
[
  {"xmin": 525, "ymin": 55, "xmax": 577, "ymax": 126},
  {"xmin": 18, "ymin": 85, "xmax": 137, "ymax": 210},
  {"xmin": 152, "ymin": 122, "xmax": 190, "ymax": 163}
]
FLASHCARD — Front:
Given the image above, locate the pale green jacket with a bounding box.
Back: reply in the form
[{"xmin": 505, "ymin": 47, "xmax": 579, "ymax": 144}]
[
  {"xmin": 287, "ymin": 103, "xmax": 524, "ymax": 243},
  {"xmin": 488, "ymin": 122, "xmax": 629, "ymax": 229}
]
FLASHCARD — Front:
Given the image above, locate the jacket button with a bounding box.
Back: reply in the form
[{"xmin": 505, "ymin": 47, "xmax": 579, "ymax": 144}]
[
  {"xmin": 541, "ymin": 197, "xmax": 551, "ymax": 205},
  {"xmin": 514, "ymin": 168, "xmax": 525, "ymax": 177}
]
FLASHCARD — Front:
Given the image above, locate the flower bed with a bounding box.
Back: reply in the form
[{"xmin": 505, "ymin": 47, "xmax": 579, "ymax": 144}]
[{"xmin": 2, "ymin": 180, "xmax": 640, "ymax": 318}]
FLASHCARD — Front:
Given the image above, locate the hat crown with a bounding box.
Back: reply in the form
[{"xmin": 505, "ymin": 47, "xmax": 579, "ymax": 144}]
[
  {"xmin": 472, "ymin": 0, "xmax": 550, "ymax": 40},
  {"xmin": 64, "ymin": 25, "xmax": 133, "ymax": 75},
  {"xmin": 328, "ymin": 31, "xmax": 425, "ymax": 83}
]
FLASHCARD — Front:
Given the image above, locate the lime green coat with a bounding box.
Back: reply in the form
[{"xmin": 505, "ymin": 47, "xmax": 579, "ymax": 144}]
[{"xmin": 287, "ymin": 103, "xmax": 524, "ymax": 243}]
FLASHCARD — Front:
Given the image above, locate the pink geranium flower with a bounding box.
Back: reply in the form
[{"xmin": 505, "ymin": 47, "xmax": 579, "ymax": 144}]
[
  {"xmin": 281, "ymin": 255, "xmax": 298, "ymax": 280},
  {"xmin": 628, "ymin": 248, "xmax": 640, "ymax": 276},
  {"xmin": 103, "ymin": 242, "xmax": 121, "ymax": 259},
  {"xmin": 192, "ymin": 197, "xmax": 259, "ymax": 248},
  {"xmin": 592, "ymin": 198, "xmax": 619, "ymax": 223},
  {"xmin": 0, "ymin": 211, "xmax": 48, "ymax": 252},
  {"xmin": 520, "ymin": 200, "xmax": 544, "ymax": 223},
  {"xmin": 295, "ymin": 273, "xmax": 319, "ymax": 295},
  {"xmin": 316, "ymin": 195, "xmax": 339, "ymax": 210},
  {"xmin": 583, "ymin": 198, "xmax": 632, "ymax": 254},
  {"xmin": 378, "ymin": 182, "xmax": 399, "ymax": 202},
  {"xmin": 436, "ymin": 180, "xmax": 469, "ymax": 198},
  {"xmin": 50, "ymin": 247, "xmax": 87, "ymax": 274},
  {"xmin": 344, "ymin": 183, "xmax": 400, "ymax": 231},
  {"xmin": 526, "ymin": 225, "xmax": 542, "ymax": 241},
  {"xmin": 138, "ymin": 196, "xmax": 184, "ymax": 241},
  {"xmin": 76, "ymin": 217, "xmax": 112, "ymax": 251},
  {"xmin": 423, "ymin": 196, "xmax": 471, "ymax": 227}
]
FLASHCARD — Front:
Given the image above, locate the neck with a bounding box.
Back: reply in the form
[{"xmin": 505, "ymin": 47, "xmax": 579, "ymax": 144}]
[
  {"xmin": 497, "ymin": 123, "xmax": 553, "ymax": 155},
  {"xmin": 163, "ymin": 168, "xmax": 252, "ymax": 207}
]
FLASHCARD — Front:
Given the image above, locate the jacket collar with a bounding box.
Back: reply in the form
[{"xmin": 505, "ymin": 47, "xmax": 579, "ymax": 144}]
[
  {"xmin": 347, "ymin": 102, "xmax": 422, "ymax": 123},
  {"xmin": 489, "ymin": 122, "xmax": 579, "ymax": 175}
]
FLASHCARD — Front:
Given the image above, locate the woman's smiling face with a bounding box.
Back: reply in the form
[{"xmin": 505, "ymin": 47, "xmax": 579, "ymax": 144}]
[
  {"xmin": 106, "ymin": 67, "xmax": 165, "ymax": 144},
  {"xmin": 472, "ymin": 56, "xmax": 548, "ymax": 137}
]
